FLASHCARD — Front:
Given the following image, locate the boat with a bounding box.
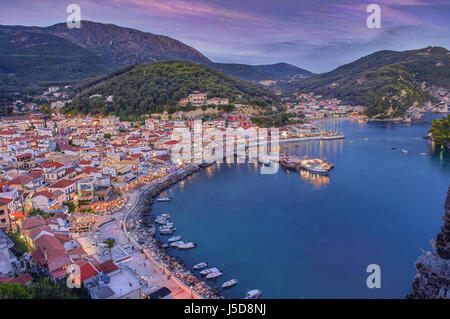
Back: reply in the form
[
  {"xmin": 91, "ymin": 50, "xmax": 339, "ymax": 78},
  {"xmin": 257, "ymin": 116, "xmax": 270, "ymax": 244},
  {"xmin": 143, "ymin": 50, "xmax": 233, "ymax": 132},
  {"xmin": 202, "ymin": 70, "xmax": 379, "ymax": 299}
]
[
  {"xmin": 156, "ymin": 197, "xmax": 172, "ymax": 202},
  {"xmin": 402, "ymin": 149, "xmax": 408, "ymax": 154},
  {"xmin": 161, "ymin": 213, "xmax": 170, "ymax": 218},
  {"xmin": 170, "ymin": 240, "xmax": 184, "ymax": 247},
  {"xmin": 348, "ymin": 140, "xmax": 355, "ymax": 144},
  {"xmin": 280, "ymin": 160, "xmax": 297, "ymax": 171},
  {"xmin": 420, "ymin": 152, "xmax": 427, "ymax": 156},
  {"xmin": 193, "ymin": 262, "xmax": 208, "ymax": 270},
  {"xmin": 303, "ymin": 162, "xmax": 331, "ymax": 174},
  {"xmin": 159, "ymin": 225, "xmax": 176, "ymax": 235},
  {"xmin": 222, "ymin": 279, "xmax": 238, "ymax": 288},
  {"xmin": 206, "ymin": 271, "xmax": 223, "ymax": 279},
  {"xmin": 245, "ymin": 289, "xmax": 262, "ymax": 299},
  {"xmin": 168, "ymin": 236, "xmax": 182, "ymax": 243},
  {"xmin": 162, "ymin": 244, "xmax": 169, "ymax": 248},
  {"xmin": 178, "ymin": 242, "xmax": 196, "ymax": 249},
  {"xmin": 200, "ymin": 267, "xmax": 219, "ymax": 276}
]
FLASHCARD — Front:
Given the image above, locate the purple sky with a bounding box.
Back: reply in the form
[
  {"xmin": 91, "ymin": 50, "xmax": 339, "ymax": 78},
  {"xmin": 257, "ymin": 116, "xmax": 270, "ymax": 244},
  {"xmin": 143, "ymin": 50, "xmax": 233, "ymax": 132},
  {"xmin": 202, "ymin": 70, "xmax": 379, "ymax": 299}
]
[{"xmin": 1, "ymin": 0, "xmax": 449, "ymax": 72}]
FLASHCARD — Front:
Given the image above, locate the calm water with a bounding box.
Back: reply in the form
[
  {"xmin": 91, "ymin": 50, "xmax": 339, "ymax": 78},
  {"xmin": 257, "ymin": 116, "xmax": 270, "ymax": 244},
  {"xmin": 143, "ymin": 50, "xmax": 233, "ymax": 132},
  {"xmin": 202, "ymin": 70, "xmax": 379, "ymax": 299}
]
[{"xmin": 151, "ymin": 113, "xmax": 450, "ymax": 298}]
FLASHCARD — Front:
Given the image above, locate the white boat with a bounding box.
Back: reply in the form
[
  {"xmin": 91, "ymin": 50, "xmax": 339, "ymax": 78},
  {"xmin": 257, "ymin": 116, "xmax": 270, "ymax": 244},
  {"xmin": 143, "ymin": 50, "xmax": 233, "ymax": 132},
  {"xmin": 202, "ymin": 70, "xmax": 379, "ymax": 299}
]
[
  {"xmin": 168, "ymin": 236, "xmax": 182, "ymax": 243},
  {"xmin": 420, "ymin": 152, "xmax": 427, "ymax": 156},
  {"xmin": 156, "ymin": 197, "xmax": 172, "ymax": 202},
  {"xmin": 402, "ymin": 149, "xmax": 408, "ymax": 154},
  {"xmin": 206, "ymin": 271, "xmax": 223, "ymax": 279},
  {"xmin": 222, "ymin": 279, "xmax": 238, "ymax": 288},
  {"xmin": 193, "ymin": 262, "xmax": 207, "ymax": 270},
  {"xmin": 178, "ymin": 242, "xmax": 196, "ymax": 249},
  {"xmin": 170, "ymin": 240, "xmax": 184, "ymax": 247},
  {"xmin": 304, "ymin": 163, "xmax": 330, "ymax": 174},
  {"xmin": 159, "ymin": 226, "xmax": 176, "ymax": 235},
  {"xmin": 161, "ymin": 213, "xmax": 170, "ymax": 218},
  {"xmin": 200, "ymin": 267, "xmax": 219, "ymax": 276},
  {"xmin": 245, "ymin": 289, "xmax": 262, "ymax": 299}
]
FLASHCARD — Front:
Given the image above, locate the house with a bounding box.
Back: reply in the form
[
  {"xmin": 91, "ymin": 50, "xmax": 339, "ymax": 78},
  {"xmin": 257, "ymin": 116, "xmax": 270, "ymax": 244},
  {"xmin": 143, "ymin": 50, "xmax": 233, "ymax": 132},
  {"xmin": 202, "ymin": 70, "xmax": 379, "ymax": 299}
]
[
  {"xmin": 85, "ymin": 267, "xmax": 142, "ymax": 299},
  {"xmin": 47, "ymin": 179, "xmax": 77, "ymax": 203},
  {"xmin": 0, "ymin": 229, "xmax": 15, "ymax": 275},
  {"xmin": 30, "ymin": 190, "xmax": 59, "ymax": 212}
]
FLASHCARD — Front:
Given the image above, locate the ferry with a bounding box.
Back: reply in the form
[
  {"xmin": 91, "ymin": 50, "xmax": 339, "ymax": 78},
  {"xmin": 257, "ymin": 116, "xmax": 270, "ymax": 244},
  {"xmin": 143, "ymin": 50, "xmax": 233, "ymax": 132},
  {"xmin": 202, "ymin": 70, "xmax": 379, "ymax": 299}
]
[
  {"xmin": 193, "ymin": 262, "xmax": 208, "ymax": 270},
  {"xmin": 206, "ymin": 271, "xmax": 223, "ymax": 279},
  {"xmin": 178, "ymin": 242, "xmax": 196, "ymax": 249},
  {"xmin": 245, "ymin": 289, "xmax": 262, "ymax": 299},
  {"xmin": 222, "ymin": 279, "xmax": 238, "ymax": 288},
  {"xmin": 200, "ymin": 267, "xmax": 219, "ymax": 276},
  {"xmin": 168, "ymin": 236, "xmax": 182, "ymax": 243},
  {"xmin": 300, "ymin": 158, "xmax": 333, "ymax": 174},
  {"xmin": 156, "ymin": 197, "xmax": 172, "ymax": 202}
]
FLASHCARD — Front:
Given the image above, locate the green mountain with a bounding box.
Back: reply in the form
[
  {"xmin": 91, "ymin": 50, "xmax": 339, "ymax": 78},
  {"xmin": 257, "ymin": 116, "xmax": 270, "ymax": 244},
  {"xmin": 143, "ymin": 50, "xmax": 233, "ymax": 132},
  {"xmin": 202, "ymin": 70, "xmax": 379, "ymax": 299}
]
[
  {"xmin": 0, "ymin": 28, "xmax": 115, "ymax": 106},
  {"xmin": 64, "ymin": 61, "xmax": 277, "ymax": 119},
  {"xmin": 287, "ymin": 47, "xmax": 450, "ymax": 118},
  {"xmin": 209, "ymin": 62, "xmax": 312, "ymax": 82}
]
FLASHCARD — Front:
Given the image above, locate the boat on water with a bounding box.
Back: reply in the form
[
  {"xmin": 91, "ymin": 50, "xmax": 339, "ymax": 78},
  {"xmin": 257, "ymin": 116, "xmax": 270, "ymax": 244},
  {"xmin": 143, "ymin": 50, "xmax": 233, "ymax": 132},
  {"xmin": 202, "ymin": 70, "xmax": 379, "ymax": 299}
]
[
  {"xmin": 280, "ymin": 160, "xmax": 297, "ymax": 171},
  {"xmin": 300, "ymin": 158, "xmax": 333, "ymax": 174},
  {"xmin": 245, "ymin": 289, "xmax": 262, "ymax": 299},
  {"xmin": 348, "ymin": 140, "xmax": 355, "ymax": 144},
  {"xmin": 168, "ymin": 236, "xmax": 182, "ymax": 243},
  {"xmin": 193, "ymin": 262, "xmax": 208, "ymax": 270},
  {"xmin": 402, "ymin": 149, "xmax": 408, "ymax": 154},
  {"xmin": 161, "ymin": 213, "xmax": 170, "ymax": 218},
  {"xmin": 222, "ymin": 279, "xmax": 238, "ymax": 288},
  {"xmin": 170, "ymin": 240, "xmax": 184, "ymax": 247},
  {"xmin": 178, "ymin": 242, "xmax": 196, "ymax": 249},
  {"xmin": 159, "ymin": 225, "xmax": 176, "ymax": 235},
  {"xmin": 156, "ymin": 197, "xmax": 172, "ymax": 202},
  {"xmin": 420, "ymin": 152, "xmax": 427, "ymax": 156},
  {"xmin": 206, "ymin": 271, "xmax": 223, "ymax": 279},
  {"xmin": 200, "ymin": 267, "xmax": 219, "ymax": 276}
]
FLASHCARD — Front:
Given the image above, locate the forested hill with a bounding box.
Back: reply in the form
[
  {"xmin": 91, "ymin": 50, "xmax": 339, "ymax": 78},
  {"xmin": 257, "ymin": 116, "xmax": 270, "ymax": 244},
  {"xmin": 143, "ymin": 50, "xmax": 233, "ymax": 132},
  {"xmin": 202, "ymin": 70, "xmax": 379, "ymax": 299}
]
[
  {"xmin": 64, "ymin": 61, "xmax": 277, "ymax": 119},
  {"xmin": 286, "ymin": 47, "xmax": 450, "ymax": 118}
]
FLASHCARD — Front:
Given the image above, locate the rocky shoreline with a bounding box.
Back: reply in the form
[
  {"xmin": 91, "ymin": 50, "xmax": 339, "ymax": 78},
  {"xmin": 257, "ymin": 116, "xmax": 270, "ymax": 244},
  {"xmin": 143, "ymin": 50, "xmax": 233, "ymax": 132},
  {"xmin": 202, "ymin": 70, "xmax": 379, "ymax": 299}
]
[
  {"xmin": 125, "ymin": 163, "xmax": 221, "ymax": 299},
  {"xmin": 407, "ymin": 185, "xmax": 450, "ymax": 299}
]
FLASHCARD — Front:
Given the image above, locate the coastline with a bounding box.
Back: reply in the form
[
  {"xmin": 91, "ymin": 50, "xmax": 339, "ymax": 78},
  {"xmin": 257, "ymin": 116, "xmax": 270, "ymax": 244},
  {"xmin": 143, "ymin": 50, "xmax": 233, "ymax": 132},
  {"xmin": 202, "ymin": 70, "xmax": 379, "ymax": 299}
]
[{"xmin": 124, "ymin": 162, "xmax": 221, "ymax": 299}]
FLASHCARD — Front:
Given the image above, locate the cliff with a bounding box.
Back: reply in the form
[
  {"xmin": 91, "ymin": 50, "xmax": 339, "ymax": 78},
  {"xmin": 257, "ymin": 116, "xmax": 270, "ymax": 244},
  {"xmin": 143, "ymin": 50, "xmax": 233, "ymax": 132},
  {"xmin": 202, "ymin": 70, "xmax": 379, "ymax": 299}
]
[{"xmin": 407, "ymin": 185, "xmax": 450, "ymax": 299}]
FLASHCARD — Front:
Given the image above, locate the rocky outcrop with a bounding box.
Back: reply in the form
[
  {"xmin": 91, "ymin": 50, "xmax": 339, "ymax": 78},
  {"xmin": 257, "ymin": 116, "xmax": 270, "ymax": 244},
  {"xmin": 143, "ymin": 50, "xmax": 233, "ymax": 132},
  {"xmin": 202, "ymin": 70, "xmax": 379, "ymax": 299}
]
[{"xmin": 408, "ymin": 186, "xmax": 450, "ymax": 299}]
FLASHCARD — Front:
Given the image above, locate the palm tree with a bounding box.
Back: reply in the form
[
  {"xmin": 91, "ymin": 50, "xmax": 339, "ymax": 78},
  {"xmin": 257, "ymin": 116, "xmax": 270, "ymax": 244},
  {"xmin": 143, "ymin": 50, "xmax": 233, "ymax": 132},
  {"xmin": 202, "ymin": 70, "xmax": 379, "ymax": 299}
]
[{"xmin": 103, "ymin": 239, "xmax": 116, "ymax": 261}]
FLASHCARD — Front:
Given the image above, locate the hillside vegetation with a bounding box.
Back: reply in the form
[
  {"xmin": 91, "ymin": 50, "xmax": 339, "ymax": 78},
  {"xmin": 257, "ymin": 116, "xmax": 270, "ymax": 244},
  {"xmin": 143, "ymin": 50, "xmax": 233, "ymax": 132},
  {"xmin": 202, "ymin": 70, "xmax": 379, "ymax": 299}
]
[
  {"xmin": 64, "ymin": 61, "xmax": 277, "ymax": 119},
  {"xmin": 287, "ymin": 47, "xmax": 450, "ymax": 117}
]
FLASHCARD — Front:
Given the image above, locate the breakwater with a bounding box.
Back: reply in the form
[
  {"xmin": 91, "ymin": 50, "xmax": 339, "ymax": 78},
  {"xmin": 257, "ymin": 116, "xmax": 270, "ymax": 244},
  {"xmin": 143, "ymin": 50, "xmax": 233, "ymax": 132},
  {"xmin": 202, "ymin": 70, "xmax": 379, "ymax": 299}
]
[
  {"xmin": 408, "ymin": 185, "xmax": 450, "ymax": 299},
  {"xmin": 125, "ymin": 163, "xmax": 221, "ymax": 299}
]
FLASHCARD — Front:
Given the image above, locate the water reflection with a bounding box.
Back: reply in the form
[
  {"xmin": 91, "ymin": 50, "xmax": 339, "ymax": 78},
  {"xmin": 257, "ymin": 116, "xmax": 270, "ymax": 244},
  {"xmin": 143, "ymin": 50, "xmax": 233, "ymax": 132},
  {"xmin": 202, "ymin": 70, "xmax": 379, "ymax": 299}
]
[{"xmin": 300, "ymin": 170, "xmax": 330, "ymax": 189}]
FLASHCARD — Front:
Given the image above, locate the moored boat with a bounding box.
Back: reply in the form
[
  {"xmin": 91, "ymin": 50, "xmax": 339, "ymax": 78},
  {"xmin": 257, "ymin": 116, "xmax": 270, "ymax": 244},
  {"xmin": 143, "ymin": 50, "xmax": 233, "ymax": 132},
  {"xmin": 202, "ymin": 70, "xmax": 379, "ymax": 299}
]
[
  {"xmin": 193, "ymin": 262, "xmax": 208, "ymax": 270},
  {"xmin": 168, "ymin": 236, "xmax": 182, "ymax": 243},
  {"xmin": 178, "ymin": 242, "xmax": 196, "ymax": 249},
  {"xmin": 200, "ymin": 267, "xmax": 219, "ymax": 276},
  {"xmin": 170, "ymin": 240, "xmax": 184, "ymax": 247},
  {"xmin": 222, "ymin": 279, "xmax": 238, "ymax": 288},
  {"xmin": 245, "ymin": 289, "xmax": 262, "ymax": 299},
  {"xmin": 206, "ymin": 271, "xmax": 223, "ymax": 279},
  {"xmin": 156, "ymin": 197, "xmax": 172, "ymax": 202}
]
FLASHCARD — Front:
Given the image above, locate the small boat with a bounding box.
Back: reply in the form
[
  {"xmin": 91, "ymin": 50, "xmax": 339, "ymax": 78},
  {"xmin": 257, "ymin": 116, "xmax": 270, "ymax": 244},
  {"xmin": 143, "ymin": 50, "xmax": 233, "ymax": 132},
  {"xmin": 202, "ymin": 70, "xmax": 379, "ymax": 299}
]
[
  {"xmin": 159, "ymin": 226, "xmax": 176, "ymax": 235},
  {"xmin": 200, "ymin": 267, "xmax": 219, "ymax": 276},
  {"xmin": 162, "ymin": 244, "xmax": 169, "ymax": 248},
  {"xmin": 168, "ymin": 236, "xmax": 182, "ymax": 243},
  {"xmin": 206, "ymin": 271, "xmax": 223, "ymax": 279},
  {"xmin": 348, "ymin": 141, "xmax": 354, "ymax": 144},
  {"xmin": 222, "ymin": 279, "xmax": 238, "ymax": 288},
  {"xmin": 390, "ymin": 147, "xmax": 397, "ymax": 150},
  {"xmin": 280, "ymin": 160, "xmax": 297, "ymax": 171},
  {"xmin": 193, "ymin": 262, "xmax": 208, "ymax": 270},
  {"xmin": 170, "ymin": 240, "xmax": 184, "ymax": 247},
  {"xmin": 402, "ymin": 149, "xmax": 408, "ymax": 154},
  {"xmin": 156, "ymin": 197, "xmax": 172, "ymax": 202},
  {"xmin": 178, "ymin": 242, "xmax": 196, "ymax": 249},
  {"xmin": 363, "ymin": 137, "xmax": 369, "ymax": 141},
  {"xmin": 420, "ymin": 152, "xmax": 427, "ymax": 156},
  {"xmin": 303, "ymin": 163, "xmax": 330, "ymax": 174},
  {"xmin": 161, "ymin": 213, "xmax": 170, "ymax": 218},
  {"xmin": 245, "ymin": 289, "xmax": 262, "ymax": 299}
]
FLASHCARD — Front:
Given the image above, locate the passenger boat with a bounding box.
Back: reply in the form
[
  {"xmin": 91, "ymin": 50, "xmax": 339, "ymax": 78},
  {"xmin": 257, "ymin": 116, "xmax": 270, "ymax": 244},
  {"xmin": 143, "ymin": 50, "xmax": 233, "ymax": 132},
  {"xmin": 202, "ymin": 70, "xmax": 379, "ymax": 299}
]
[
  {"xmin": 206, "ymin": 271, "xmax": 223, "ymax": 279},
  {"xmin": 193, "ymin": 262, "xmax": 208, "ymax": 270},
  {"xmin": 222, "ymin": 279, "xmax": 238, "ymax": 288},
  {"xmin": 178, "ymin": 242, "xmax": 196, "ymax": 249},
  {"xmin": 245, "ymin": 289, "xmax": 262, "ymax": 299},
  {"xmin": 168, "ymin": 236, "xmax": 182, "ymax": 243},
  {"xmin": 156, "ymin": 197, "xmax": 172, "ymax": 202},
  {"xmin": 200, "ymin": 267, "xmax": 219, "ymax": 276}
]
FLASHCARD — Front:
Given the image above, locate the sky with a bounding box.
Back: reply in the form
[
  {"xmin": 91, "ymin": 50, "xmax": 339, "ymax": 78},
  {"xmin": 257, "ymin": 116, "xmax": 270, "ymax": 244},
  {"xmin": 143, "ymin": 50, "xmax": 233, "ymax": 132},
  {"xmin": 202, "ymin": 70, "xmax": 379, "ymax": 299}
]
[{"xmin": 1, "ymin": 0, "xmax": 449, "ymax": 73}]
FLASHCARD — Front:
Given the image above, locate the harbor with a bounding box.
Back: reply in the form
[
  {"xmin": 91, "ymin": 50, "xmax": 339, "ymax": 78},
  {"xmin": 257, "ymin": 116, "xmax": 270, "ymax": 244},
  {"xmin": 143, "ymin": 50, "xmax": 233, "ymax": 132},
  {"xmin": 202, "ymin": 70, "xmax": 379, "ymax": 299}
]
[{"xmin": 146, "ymin": 114, "xmax": 449, "ymax": 298}]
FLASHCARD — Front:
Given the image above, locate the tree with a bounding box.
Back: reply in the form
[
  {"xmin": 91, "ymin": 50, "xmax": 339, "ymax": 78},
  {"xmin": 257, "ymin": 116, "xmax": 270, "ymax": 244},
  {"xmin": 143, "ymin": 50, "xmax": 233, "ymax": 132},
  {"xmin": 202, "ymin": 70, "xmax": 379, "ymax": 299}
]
[
  {"xmin": 430, "ymin": 115, "xmax": 450, "ymax": 148},
  {"xmin": 104, "ymin": 239, "xmax": 116, "ymax": 261}
]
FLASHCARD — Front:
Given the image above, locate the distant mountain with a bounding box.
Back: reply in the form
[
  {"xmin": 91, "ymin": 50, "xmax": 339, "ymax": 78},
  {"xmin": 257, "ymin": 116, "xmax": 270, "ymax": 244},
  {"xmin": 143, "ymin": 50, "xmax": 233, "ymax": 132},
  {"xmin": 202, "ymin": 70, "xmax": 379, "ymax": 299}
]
[
  {"xmin": 209, "ymin": 62, "xmax": 312, "ymax": 82},
  {"xmin": 64, "ymin": 61, "xmax": 277, "ymax": 120},
  {"xmin": 287, "ymin": 47, "xmax": 450, "ymax": 118}
]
